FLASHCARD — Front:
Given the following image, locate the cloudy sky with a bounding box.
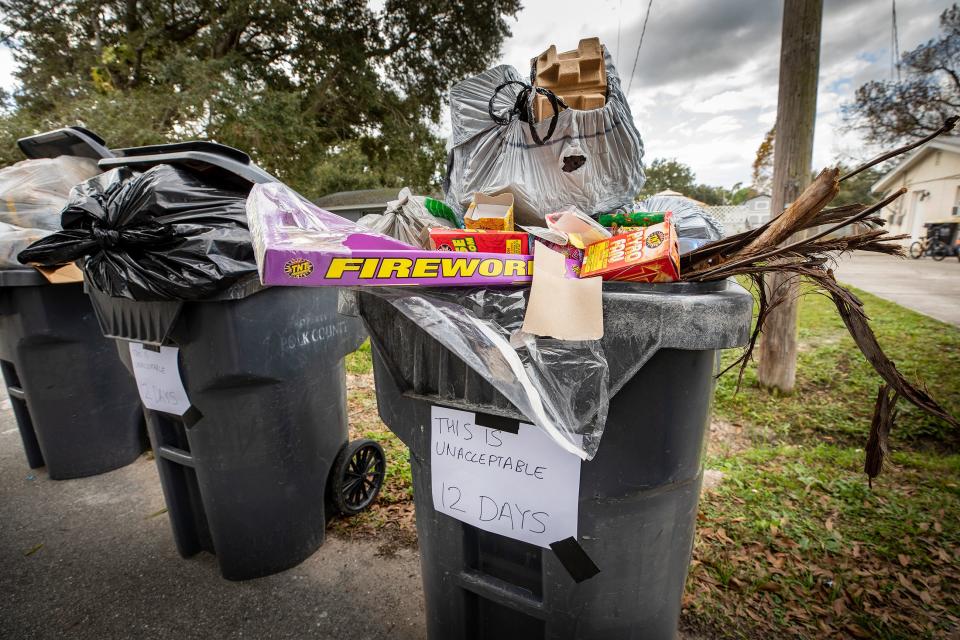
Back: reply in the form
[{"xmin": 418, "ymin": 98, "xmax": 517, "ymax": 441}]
[
  {"xmin": 0, "ymin": 0, "xmax": 950, "ymax": 188},
  {"xmin": 497, "ymin": 0, "xmax": 951, "ymax": 187}
]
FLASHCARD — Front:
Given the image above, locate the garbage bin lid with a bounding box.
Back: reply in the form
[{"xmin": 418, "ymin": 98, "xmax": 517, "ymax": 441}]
[
  {"xmin": 0, "ymin": 268, "xmax": 56, "ymax": 287},
  {"xmin": 17, "ymin": 126, "xmax": 113, "ymax": 160},
  {"xmin": 101, "ymin": 141, "xmax": 277, "ymax": 189}
]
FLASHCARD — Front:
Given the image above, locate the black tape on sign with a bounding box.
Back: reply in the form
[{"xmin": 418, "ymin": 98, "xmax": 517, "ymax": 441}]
[
  {"xmin": 550, "ymin": 537, "xmax": 601, "ymax": 583},
  {"xmin": 181, "ymin": 405, "xmax": 203, "ymax": 429},
  {"xmin": 142, "ymin": 344, "xmax": 161, "ymax": 353},
  {"xmin": 474, "ymin": 411, "xmax": 520, "ymax": 435}
]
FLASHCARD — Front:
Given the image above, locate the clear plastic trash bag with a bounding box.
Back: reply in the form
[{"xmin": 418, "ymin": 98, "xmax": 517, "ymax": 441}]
[
  {"xmin": 0, "ymin": 156, "xmax": 100, "ymax": 230},
  {"xmin": 635, "ymin": 194, "xmax": 725, "ymax": 240}
]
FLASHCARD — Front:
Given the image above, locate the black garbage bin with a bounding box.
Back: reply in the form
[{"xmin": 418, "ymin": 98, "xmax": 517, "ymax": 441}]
[
  {"xmin": 359, "ymin": 280, "xmax": 753, "ymax": 639},
  {"xmin": 0, "ymin": 127, "xmax": 146, "ymax": 480},
  {"xmin": 82, "ymin": 143, "xmax": 377, "ymax": 581},
  {"xmin": 0, "ymin": 269, "xmax": 146, "ymax": 479}
]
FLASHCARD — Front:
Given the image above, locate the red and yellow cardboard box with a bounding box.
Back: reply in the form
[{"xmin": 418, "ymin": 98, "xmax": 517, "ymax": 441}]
[
  {"xmin": 579, "ymin": 219, "xmax": 679, "ymax": 282},
  {"xmin": 429, "ymin": 229, "xmax": 529, "ymax": 255}
]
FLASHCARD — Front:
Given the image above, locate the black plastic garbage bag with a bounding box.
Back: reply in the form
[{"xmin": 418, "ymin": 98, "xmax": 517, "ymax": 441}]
[{"xmin": 17, "ymin": 164, "xmax": 257, "ymax": 300}]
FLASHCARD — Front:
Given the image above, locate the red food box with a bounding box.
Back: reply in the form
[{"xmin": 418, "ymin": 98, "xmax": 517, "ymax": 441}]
[
  {"xmin": 579, "ymin": 219, "xmax": 680, "ymax": 282},
  {"xmin": 429, "ymin": 229, "xmax": 529, "ymax": 255}
]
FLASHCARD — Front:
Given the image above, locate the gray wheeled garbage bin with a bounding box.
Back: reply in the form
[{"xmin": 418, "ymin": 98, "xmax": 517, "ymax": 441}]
[
  {"xmin": 82, "ymin": 143, "xmax": 376, "ymax": 581},
  {"xmin": 359, "ymin": 280, "xmax": 753, "ymax": 640},
  {"xmin": 0, "ymin": 127, "xmax": 146, "ymax": 480}
]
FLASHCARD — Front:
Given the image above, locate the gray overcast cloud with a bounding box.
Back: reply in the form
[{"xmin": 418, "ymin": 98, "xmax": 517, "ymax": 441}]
[
  {"xmin": 0, "ymin": 1, "xmax": 949, "ymax": 188},
  {"xmin": 498, "ymin": 0, "xmax": 950, "ymax": 187}
]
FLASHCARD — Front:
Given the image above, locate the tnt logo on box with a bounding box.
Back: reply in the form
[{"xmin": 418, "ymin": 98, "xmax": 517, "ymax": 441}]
[{"xmin": 283, "ymin": 258, "xmax": 314, "ymax": 278}]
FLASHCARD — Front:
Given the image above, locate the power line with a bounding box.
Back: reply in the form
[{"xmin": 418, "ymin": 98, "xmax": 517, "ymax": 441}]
[
  {"xmin": 891, "ymin": 0, "xmax": 902, "ymax": 82},
  {"xmin": 615, "ymin": 0, "xmax": 622, "ymax": 68},
  {"xmin": 626, "ymin": 0, "xmax": 654, "ymax": 96}
]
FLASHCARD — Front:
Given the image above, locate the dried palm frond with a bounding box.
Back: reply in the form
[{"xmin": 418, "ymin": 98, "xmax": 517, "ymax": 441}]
[{"xmin": 682, "ymin": 117, "xmax": 960, "ymax": 481}]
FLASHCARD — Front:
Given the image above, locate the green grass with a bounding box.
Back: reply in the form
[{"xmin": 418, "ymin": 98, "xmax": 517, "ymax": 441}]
[
  {"xmin": 688, "ymin": 444, "xmax": 960, "ymax": 639},
  {"xmin": 344, "ymin": 339, "xmax": 373, "ymax": 375},
  {"xmin": 690, "ymin": 283, "xmax": 960, "ymax": 638},
  {"xmin": 714, "ymin": 284, "xmax": 960, "ymax": 451}
]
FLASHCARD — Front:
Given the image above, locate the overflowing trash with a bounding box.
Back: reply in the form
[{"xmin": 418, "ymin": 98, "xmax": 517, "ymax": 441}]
[
  {"xmin": 7, "ymin": 33, "xmax": 948, "ymax": 473},
  {"xmin": 4, "ymin": 32, "xmax": 956, "ymax": 640},
  {"xmin": 243, "ymin": 37, "xmax": 958, "ymax": 473},
  {"xmin": 0, "ymin": 156, "xmax": 100, "ymax": 268},
  {"xmin": 245, "ymin": 30, "xmax": 695, "ymax": 459}
]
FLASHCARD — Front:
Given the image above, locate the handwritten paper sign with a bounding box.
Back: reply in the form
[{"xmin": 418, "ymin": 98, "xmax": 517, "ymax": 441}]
[
  {"xmin": 431, "ymin": 405, "xmax": 581, "ymax": 548},
  {"xmin": 128, "ymin": 343, "xmax": 191, "ymax": 416}
]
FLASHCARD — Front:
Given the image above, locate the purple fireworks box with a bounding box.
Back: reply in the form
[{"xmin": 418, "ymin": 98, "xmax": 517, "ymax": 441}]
[{"xmin": 246, "ymin": 183, "xmax": 533, "ymax": 287}]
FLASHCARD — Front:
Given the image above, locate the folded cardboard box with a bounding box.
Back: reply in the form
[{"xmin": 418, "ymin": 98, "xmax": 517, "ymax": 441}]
[
  {"xmin": 429, "ymin": 229, "xmax": 528, "ymax": 254},
  {"xmin": 579, "ymin": 219, "xmax": 680, "ymax": 282},
  {"xmin": 464, "ymin": 193, "xmax": 515, "ymax": 231}
]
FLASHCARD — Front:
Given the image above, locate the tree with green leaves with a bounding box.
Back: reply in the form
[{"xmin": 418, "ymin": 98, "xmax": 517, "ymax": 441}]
[
  {"xmin": 751, "ymin": 127, "xmax": 775, "ymax": 194},
  {"xmin": 0, "ymin": 0, "xmax": 520, "ymax": 198},
  {"xmin": 639, "ymin": 158, "xmax": 696, "ymax": 198},
  {"xmin": 638, "ymin": 158, "xmax": 735, "ymax": 205},
  {"xmin": 843, "ymin": 4, "xmax": 960, "ymax": 145},
  {"xmin": 829, "ymin": 165, "xmax": 882, "ymax": 207}
]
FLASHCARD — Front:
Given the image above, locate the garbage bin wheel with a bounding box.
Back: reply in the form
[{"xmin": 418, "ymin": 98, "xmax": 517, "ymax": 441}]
[{"xmin": 331, "ymin": 439, "xmax": 386, "ymax": 516}]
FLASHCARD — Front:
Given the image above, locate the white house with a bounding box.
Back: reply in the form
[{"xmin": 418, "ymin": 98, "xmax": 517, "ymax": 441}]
[
  {"xmin": 871, "ymin": 136, "xmax": 960, "ymax": 243},
  {"xmin": 742, "ymin": 194, "xmax": 771, "ymax": 229}
]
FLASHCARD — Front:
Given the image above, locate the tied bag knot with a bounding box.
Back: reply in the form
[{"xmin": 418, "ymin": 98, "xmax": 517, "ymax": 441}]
[
  {"xmin": 487, "ymin": 80, "xmax": 566, "ymax": 146},
  {"xmin": 91, "ymin": 224, "xmax": 121, "ymax": 249}
]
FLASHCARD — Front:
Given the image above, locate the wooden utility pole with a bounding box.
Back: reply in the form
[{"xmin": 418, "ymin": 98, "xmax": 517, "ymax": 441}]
[{"xmin": 756, "ymin": 0, "xmax": 823, "ymax": 391}]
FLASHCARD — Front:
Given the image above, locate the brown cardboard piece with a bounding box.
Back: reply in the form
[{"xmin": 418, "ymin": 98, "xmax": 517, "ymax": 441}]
[
  {"xmin": 521, "ymin": 242, "xmax": 603, "ymax": 340},
  {"xmin": 34, "ymin": 263, "xmax": 84, "ymax": 284},
  {"xmin": 532, "ymin": 37, "xmax": 607, "ymax": 122}
]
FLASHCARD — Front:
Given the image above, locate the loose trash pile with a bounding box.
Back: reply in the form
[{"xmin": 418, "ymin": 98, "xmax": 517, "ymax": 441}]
[{"xmin": 245, "ymin": 38, "xmax": 958, "ymax": 470}]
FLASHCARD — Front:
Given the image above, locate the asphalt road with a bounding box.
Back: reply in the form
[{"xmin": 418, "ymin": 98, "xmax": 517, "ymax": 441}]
[
  {"xmin": 834, "ymin": 251, "xmax": 960, "ymax": 327},
  {"xmin": 0, "ymin": 398, "xmax": 426, "ymax": 640}
]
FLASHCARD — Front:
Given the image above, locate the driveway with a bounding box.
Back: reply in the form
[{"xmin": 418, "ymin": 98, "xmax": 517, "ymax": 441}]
[
  {"xmin": 0, "ymin": 399, "xmax": 426, "ymax": 640},
  {"xmin": 833, "ymin": 251, "xmax": 960, "ymax": 327}
]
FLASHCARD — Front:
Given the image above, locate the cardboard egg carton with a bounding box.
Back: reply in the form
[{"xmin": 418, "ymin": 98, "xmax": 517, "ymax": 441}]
[
  {"xmin": 531, "ymin": 37, "xmax": 607, "ymax": 121},
  {"xmin": 533, "ymin": 90, "xmax": 606, "ymax": 122}
]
